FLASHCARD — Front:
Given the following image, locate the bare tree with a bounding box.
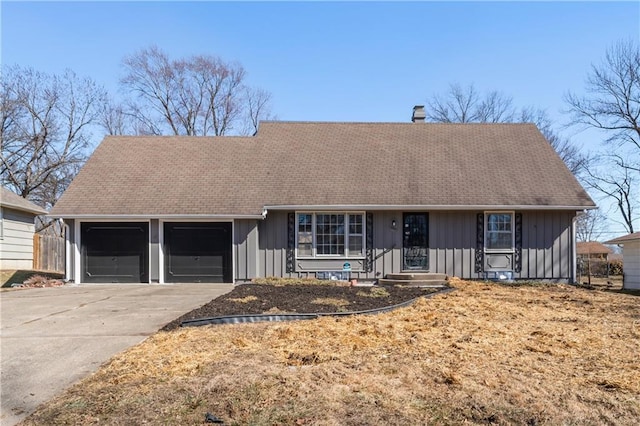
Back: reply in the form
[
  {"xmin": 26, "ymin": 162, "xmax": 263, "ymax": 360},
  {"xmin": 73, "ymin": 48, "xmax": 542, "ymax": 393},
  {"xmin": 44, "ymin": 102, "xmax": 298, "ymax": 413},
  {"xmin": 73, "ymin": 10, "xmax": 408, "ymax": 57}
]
[
  {"xmin": 565, "ymin": 39, "xmax": 640, "ymax": 154},
  {"xmin": 566, "ymin": 40, "xmax": 640, "ymax": 233},
  {"xmin": 118, "ymin": 46, "xmax": 271, "ymax": 136},
  {"xmin": 575, "ymin": 208, "xmax": 608, "ymax": 242},
  {"xmin": 426, "ymin": 83, "xmax": 587, "ymax": 175},
  {"xmin": 242, "ymin": 86, "xmax": 273, "ymax": 135},
  {"xmin": 0, "ymin": 66, "xmax": 107, "ymax": 208},
  {"xmin": 584, "ymin": 154, "xmax": 637, "ymax": 233}
]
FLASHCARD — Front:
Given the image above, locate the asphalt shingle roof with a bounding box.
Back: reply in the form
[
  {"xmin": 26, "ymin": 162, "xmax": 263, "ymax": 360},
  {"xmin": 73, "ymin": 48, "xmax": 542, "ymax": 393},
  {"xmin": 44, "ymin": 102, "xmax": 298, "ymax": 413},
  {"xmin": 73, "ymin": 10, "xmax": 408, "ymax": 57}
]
[
  {"xmin": 50, "ymin": 121, "xmax": 595, "ymax": 217},
  {"xmin": 1, "ymin": 187, "xmax": 48, "ymax": 215},
  {"xmin": 606, "ymin": 232, "xmax": 640, "ymax": 244},
  {"xmin": 576, "ymin": 241, "xmax": 613, "ymax": 255}
]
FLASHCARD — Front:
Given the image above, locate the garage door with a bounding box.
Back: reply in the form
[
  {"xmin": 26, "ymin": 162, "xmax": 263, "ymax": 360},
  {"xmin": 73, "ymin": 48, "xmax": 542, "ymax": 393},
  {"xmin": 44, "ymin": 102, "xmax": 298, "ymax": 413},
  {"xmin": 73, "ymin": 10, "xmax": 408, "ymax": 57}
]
[
  {"xmin": 81, "ymin": 222, "xmax": 149, "ymax": 283},
  {"xmin": 164, "ymin": 222, "xmax": 232, "ymax": 283}
]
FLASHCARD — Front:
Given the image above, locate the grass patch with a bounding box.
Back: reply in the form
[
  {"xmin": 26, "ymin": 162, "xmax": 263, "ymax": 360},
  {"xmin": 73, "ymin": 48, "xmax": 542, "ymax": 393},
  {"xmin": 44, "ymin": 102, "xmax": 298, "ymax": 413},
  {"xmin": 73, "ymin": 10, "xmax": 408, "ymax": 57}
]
[
  {"xmin": 251, "ymin": 276, "xmax": 348, "ymax": 286},
  {"xmin": 310, "ymin": 297, "xmax": 350, "ymax": 308},
  {"xmin": 24, "ymin": 278, "xmax": 640, "ymax": 425},
  {"xmin": 1, "ymin": 269, "xmax": 64, "ymax": 288},
  {"xmin": 357, "ymin": 287, "xmax": 390, "ymax": 298},
  {"xmin": 227, "ymin": 295, "xmax": 259, "ymax": 303}
]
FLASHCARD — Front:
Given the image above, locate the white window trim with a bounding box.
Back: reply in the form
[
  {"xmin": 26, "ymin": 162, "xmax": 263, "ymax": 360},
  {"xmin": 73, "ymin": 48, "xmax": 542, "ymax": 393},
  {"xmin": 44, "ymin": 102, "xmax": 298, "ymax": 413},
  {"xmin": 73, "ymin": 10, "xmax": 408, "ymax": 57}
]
[
  {"xmin": 295, "ymin": 211, "xmax": 366, "ymax": 259},
  {"xmin": 484, "ymin": 211, "xmax": 515, "ymax": 253}
]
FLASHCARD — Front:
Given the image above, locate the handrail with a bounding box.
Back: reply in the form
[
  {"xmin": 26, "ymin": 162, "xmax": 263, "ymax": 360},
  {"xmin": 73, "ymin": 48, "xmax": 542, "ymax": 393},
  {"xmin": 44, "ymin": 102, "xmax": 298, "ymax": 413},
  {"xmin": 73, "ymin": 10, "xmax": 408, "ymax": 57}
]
[{"xmin": 373, "ymin": 244, "xmax": 396, "ymax": 261}]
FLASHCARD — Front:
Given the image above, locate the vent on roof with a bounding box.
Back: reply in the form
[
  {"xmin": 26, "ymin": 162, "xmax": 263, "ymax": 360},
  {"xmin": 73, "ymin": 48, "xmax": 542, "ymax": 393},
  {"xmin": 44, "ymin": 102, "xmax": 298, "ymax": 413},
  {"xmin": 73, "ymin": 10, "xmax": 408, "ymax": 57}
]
[{"xmin": 412, "ymin": 105, "xmax": 426, "ymax": 123}]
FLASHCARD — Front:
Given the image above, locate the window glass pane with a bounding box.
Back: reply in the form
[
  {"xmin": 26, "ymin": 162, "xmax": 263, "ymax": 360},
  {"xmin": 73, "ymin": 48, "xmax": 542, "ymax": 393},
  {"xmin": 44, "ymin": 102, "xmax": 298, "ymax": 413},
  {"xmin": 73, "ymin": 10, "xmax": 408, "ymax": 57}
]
[
  {"xmin": 349, "ymin": 214, "xmax": 363, "ymax": 234},
  {"xmin": 349, "ymin": 237, "xmax": 363, "ymax": 256},
  {"xmin": 486, "ymin": 213, "xmax": 513, "ymax": 250},
  {"xmin": 316, "ymin": 214, "xmax": 345, "ymax": 255},
  {"xmin": 297, "ymin": 214, "xmax": 313, "ymax": 255}
]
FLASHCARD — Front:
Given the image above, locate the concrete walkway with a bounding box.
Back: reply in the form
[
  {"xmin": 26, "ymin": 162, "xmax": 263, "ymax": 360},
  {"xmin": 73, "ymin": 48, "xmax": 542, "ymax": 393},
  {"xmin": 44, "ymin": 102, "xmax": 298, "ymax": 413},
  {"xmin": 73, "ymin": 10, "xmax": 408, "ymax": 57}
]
[{"xmin": 0, "ymin": 283, "xmax": 233, "ymax": 426}]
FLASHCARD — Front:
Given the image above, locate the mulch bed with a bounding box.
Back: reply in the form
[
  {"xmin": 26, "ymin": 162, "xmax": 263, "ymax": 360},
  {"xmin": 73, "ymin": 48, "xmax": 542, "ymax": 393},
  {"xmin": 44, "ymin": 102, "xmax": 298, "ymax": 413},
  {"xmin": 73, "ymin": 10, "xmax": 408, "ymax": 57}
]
[{"xmin": 162, "ymin": 284, "xmax": 439, "ymax": 331}]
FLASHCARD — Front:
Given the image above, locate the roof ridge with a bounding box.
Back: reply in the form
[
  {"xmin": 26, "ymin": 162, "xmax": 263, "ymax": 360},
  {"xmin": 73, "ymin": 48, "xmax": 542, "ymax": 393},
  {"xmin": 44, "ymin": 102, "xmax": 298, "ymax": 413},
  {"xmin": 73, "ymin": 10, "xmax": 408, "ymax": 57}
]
[{"xmin": 260, "ymin": 120, "xmax": 537, "ymax": 126}]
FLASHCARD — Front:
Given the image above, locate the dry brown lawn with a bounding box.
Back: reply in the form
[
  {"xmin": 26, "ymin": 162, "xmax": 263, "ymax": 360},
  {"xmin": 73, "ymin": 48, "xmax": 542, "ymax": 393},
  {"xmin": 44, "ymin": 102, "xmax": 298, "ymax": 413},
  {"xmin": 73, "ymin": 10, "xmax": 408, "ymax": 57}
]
[{"xmin": 23, "ymin": 279, "xmax": 640, "ymax": 425}]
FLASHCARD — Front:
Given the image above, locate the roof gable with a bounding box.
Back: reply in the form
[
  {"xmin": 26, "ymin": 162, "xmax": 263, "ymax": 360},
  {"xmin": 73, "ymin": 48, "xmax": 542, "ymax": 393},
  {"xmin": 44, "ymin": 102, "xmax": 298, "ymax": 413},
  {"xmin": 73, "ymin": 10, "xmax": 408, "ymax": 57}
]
[{"xmin": 50, "ymin": 121, "xmax": 595, "ymax": 217}]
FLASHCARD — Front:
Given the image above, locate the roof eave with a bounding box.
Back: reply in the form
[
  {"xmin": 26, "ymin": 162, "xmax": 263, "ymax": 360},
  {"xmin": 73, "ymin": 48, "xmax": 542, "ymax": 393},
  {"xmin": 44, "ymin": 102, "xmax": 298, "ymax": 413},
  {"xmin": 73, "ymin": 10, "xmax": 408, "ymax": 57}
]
[
  {"xmin": 47, "ymin": 213, "xmax": 264, "ymax": 220},
  {"xmin": 1, "ymin": 203, "xmax": 48, "ymax": 215}
]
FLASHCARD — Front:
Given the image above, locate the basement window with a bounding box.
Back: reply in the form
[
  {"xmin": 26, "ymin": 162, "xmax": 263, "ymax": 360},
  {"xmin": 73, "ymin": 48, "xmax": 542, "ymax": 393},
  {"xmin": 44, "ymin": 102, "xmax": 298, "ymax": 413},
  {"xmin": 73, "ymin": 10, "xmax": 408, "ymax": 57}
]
[
  {"xmin": 296, "ymin": 212, "xmax": 365, "ymax": 258},
  {"xmin": 485, "ymin": 212, "xmax": 514, "ymax": 251}
]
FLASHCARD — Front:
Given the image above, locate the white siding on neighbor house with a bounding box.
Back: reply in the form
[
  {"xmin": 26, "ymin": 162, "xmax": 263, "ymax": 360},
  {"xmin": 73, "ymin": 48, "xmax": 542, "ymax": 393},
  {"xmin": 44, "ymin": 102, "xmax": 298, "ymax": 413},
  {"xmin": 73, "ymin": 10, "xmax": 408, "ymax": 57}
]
[
  {"xmin": 622, "ymin": 241, "xmax": 640, "ymax": 290},
  {"xmin": 0, "ymin": 207, "xmax": 37, "ymax": 270}
]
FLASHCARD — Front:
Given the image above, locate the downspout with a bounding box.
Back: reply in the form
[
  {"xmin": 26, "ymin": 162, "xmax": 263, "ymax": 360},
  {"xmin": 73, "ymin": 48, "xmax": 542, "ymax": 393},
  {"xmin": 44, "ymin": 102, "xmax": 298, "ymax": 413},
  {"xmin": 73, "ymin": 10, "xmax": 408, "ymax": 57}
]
[{"xmin": 572, "ymin": 210, "xmax": 585, "ymax": 284}]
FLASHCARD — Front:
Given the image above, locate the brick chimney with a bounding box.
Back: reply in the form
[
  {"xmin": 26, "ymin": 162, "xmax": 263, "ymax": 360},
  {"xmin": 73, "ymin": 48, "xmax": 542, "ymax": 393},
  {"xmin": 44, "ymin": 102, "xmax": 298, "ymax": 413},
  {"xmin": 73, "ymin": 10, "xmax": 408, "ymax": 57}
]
[{"xmin": 411, "ymin": 105, "xmax": 426, "ymax": 123}]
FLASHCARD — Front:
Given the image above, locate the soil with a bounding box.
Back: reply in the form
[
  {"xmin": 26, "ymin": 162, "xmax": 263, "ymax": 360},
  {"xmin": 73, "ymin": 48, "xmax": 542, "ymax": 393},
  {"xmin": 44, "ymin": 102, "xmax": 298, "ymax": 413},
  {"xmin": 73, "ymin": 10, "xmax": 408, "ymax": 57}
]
[{"xmin": 162, "ymin": 284, "xmax": 439, "ymax": 331}]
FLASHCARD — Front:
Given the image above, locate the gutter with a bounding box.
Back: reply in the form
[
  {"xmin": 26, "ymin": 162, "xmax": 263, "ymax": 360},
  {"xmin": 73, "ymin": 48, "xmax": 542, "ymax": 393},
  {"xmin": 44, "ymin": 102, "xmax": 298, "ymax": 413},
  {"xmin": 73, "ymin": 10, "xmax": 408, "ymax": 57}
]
[{"xmin": 262, "ymin": 204, "xmax": 598, "ymax": 212}]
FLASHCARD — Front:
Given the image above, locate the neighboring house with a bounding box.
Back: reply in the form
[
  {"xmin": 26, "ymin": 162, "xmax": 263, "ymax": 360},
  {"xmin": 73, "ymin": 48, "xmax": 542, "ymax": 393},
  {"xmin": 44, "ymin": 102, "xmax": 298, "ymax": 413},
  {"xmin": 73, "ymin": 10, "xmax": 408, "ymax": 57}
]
[
  {"xmin": 576, "ymin": 241, "xmax": 613, "ymax": 278},
  {"xmin": 576, "ymin": 241, "xmax": 613, "ymax": 261},
  {"xmin": 0, "ymin": 187, "xmax": 48, "ymax": 270},
  {"xmin": 49, "ymin": 106, "xmax": 596, "ymax": 284},
  {"xmin": 605, "ymin": 232, "xmax": 640, "ymax": 290}
]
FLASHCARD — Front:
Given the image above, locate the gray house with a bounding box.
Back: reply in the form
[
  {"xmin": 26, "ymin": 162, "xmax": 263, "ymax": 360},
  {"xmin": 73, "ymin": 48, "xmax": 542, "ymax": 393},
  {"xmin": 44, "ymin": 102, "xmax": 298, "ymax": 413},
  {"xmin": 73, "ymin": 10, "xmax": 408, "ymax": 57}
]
[
  {"xmin": 1, "ymin": 187, "xmax": 48, "ymax": 270},
  {"xmin": 50, "ymin": 108, "xmax": 595, "ymax": 284}
]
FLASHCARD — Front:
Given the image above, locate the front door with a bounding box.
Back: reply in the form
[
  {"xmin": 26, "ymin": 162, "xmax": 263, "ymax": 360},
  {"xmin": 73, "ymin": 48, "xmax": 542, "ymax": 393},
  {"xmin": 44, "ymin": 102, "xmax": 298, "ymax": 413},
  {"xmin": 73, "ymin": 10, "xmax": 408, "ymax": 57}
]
[{"xmin": 403, "ymin": 213, "xmax": 429, "ymax": 270}]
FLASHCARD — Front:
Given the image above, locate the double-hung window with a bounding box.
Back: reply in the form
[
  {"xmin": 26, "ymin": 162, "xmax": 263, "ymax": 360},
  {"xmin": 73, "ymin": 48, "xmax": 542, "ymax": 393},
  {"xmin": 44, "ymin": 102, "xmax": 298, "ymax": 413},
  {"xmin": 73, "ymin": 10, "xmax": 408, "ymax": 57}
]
[
  {"xmin": 485, "ymin": 212, "xmax": 514, "ymax": 251},
  {"xmin": 297, "ymin": 212, "xmax": 364, "ymax": 257}
]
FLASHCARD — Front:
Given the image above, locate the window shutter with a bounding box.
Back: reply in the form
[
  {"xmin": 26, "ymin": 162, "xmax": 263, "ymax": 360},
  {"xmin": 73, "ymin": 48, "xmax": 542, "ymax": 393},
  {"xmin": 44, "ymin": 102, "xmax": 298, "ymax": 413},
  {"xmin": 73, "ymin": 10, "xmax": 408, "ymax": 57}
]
[
  {"xmin": 475, "ymin": 213, "xmax": 484, "ymax": 273},
  {"xmin": 514, "ymin": 212, "xmax": 522, "ymax": 273},
  {"xmin": 364, "ymin": 212, "xmax": 374, "ymax": 272},
  {"xmin": 286, "ymin": 212, "xmax": 295, "ymax": 273}
]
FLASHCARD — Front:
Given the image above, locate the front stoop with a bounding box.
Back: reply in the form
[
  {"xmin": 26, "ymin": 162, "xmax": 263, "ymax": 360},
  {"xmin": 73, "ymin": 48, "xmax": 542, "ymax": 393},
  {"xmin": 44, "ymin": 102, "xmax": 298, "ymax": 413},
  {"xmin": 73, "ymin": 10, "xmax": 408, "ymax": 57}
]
[{"xmin": 378, "ymin": 272, "xmax": 448, "ymax": 288}]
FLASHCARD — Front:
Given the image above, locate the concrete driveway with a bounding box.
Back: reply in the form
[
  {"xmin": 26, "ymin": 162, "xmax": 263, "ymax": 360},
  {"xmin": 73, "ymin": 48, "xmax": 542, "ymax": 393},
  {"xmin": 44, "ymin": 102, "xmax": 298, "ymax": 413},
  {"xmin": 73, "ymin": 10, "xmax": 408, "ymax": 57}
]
[{"xmin": 0, "ymin": 283, "xmax": 233, "ymax": 426}]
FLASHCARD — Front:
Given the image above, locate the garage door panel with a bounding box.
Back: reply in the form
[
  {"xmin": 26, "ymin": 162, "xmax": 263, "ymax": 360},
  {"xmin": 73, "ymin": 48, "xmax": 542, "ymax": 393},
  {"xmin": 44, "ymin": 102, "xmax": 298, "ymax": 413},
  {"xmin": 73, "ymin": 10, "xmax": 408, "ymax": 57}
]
[
  {"xmin": 164, "ymin": 223, "xmax": 231, "ymax": 283},
  {"xmin": 81, "ymin": 223, "xmax": 149, "ymax": 283}
]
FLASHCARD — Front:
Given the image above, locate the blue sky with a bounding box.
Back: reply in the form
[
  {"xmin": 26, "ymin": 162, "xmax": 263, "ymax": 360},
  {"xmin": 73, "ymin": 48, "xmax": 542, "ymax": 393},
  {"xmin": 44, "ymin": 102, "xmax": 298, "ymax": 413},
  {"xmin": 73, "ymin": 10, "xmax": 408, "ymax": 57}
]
[
  {"xmin": 2, "ymin": 1, "xmax": 637, "ymax": 124},
  {"xmin": 2, "ymin": 1, "xmax": 639, "ymax": 234}
]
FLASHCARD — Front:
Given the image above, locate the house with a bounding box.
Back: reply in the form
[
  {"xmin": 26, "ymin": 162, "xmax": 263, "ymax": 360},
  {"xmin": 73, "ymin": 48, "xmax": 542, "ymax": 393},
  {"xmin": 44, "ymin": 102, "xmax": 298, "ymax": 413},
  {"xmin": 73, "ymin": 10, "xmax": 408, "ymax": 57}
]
[
  {"xmin": 576, "ymin": 241, "xmax": 613, "ymax": 261},
  {"xmin": 49, "ymin": 107, "xmax": 596, "ymax": 284},
  {"xmin": 605, "ymin": 232, "xmax": 640, "ymax": 290},
  {"xmin": 576, "ymin": 241, "xmax": 613, "ymax": 277},
  {"xmin": 1, "ymin": 187, "xmax": 48, "ymax": 270}
]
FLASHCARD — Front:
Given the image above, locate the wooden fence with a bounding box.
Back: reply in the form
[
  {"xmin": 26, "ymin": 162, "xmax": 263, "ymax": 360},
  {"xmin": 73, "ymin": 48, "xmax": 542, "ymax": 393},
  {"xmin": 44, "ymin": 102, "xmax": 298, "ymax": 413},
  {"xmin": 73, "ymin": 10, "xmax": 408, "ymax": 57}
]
[{"xmin": 33, "ymin": 233, "xmax": 65, "ymax": 272}]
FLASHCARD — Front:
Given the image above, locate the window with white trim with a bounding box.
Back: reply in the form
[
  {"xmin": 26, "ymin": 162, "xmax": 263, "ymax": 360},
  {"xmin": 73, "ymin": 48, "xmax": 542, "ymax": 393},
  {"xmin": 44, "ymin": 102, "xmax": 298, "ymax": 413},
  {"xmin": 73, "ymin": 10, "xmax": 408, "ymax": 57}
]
[
  {"xmin": 297, "ymin": 212, "xmax": 365, "ymax": 257},
  {"xmin": 485, "ymin": 212, "xmax": 514, "ymax": 251}
]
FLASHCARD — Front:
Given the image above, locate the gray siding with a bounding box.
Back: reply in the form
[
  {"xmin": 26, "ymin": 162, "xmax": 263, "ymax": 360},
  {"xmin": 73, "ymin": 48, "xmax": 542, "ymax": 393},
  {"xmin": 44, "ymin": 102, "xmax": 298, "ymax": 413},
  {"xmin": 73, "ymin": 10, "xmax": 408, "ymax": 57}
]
[
  {"xmin": 150, "ymin": 219, "xmax": 160, "ymax": 282},
  {"xmin": 258, "ymin": 211, "xmax": 293, "ymax": 278},
  {"xmin": 519, "ymin": 210, "xmax": 575, "ymax": 280},
  {"xmin": 255, "ymin": 209, "xmax": 576, "ymax": 282},
  {"xmin": 429, "ymin": 211, "xmax": 480, "ymax": 279},
  {"xmin": 234, "ymin": 219, "xmax": 259, "ymax": 281}
]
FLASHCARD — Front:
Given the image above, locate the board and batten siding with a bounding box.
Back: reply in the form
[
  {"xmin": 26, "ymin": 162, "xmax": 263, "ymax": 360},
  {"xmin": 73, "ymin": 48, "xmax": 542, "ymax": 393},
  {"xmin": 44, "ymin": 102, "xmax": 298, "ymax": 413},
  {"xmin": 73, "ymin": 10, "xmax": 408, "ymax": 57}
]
[
  {"xmin": 622, "ymin": 241, "xmax": 640, "ymax": 290},
  {"xmin": 255, "ymin": 209, "xmax": 577, "ymax": 281},
  {"xmin": 257, "ymin": 210, "xmax": 403, "ymax": 280},
  {"xmin": 234, "ymin": 219, "xmax": 259, "ymax": 281},
  {"xmin": 428, "ymin": 210, "xmax": 575, "ymax": 281},
  {"xmin": 0, "ymin": 207, "xmax": 38, "ymax": 269}
]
